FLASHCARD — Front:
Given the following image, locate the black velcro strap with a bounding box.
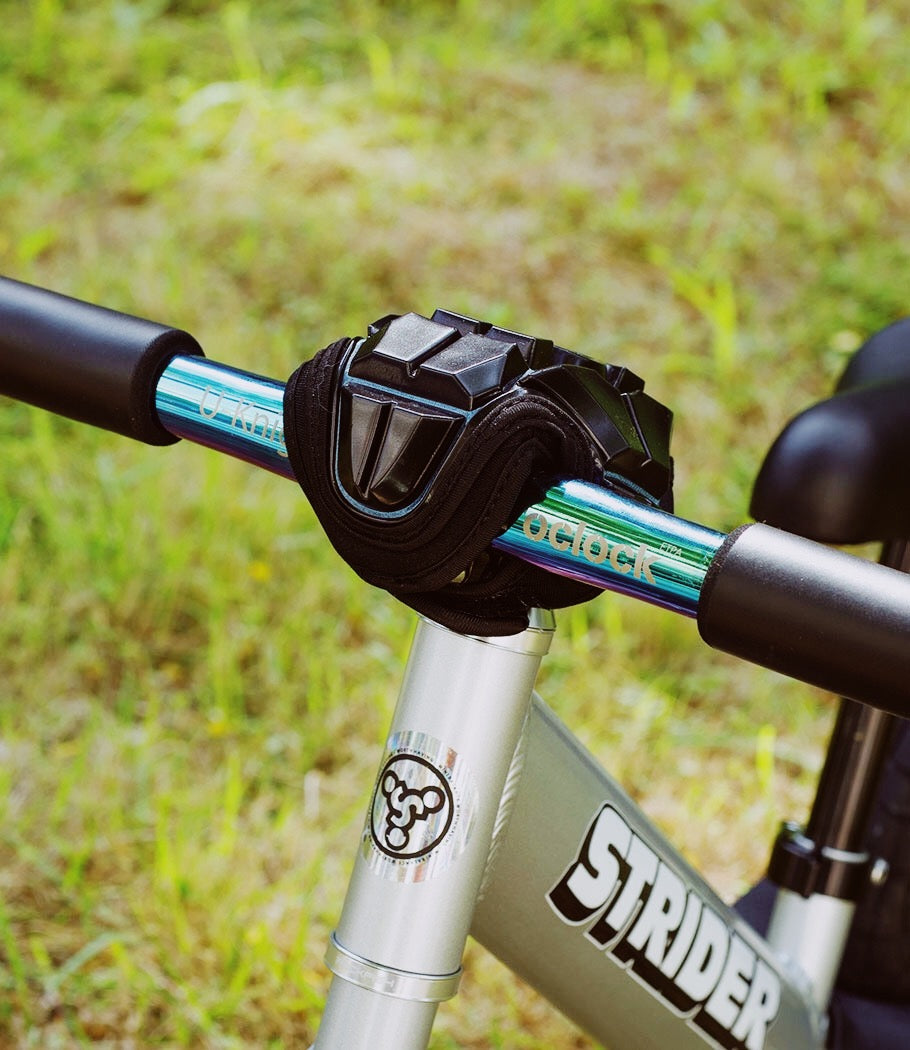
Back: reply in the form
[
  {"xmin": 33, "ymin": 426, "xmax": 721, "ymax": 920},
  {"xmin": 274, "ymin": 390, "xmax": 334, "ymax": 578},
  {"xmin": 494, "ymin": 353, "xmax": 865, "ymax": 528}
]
[{"xmin": 284, "ymin": 337, "xmax": 605, "ymax": 635}]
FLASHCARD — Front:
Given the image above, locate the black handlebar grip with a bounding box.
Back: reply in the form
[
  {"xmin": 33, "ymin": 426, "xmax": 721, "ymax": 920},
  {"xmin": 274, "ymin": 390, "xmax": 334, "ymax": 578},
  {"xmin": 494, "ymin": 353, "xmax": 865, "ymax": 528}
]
[
  {"xmin": 698, "ymin": 523, "xmax": 910, "ymax": 713},
  {"xmin": 0, "ymin": 276, "xmax": 204, "ymax": 444}
]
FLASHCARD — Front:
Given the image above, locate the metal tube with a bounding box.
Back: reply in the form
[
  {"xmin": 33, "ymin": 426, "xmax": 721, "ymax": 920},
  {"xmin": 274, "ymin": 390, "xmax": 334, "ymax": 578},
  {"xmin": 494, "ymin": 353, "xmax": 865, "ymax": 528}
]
[
  {"xmin": 804, "ymin": 539, "xmax": 910, "ymax": 852},
  {"xmin": 495, "ymin": 480, "xmax": 724, "ymax": 615},
  {"xmin": 155, "ymin": 355, "xmax": 293, "ymax": 478},
  {"xmin": 766, "ymin": 890, "xmax": 855, "ymax": 1014},
  {"xmin": 315, "ymin": 611, "xmax": 555, "ymax": 1049},
  {"xmin": 804, "ymin": 702, "xmax": 896, "ymax": 853},
  {"xmin": 154, "ymin": 359, "xmax": 725, "ymax": 612},
  {"xmin": 472, "ymin": 695, "xmax": 823, "ymax": 1050}
]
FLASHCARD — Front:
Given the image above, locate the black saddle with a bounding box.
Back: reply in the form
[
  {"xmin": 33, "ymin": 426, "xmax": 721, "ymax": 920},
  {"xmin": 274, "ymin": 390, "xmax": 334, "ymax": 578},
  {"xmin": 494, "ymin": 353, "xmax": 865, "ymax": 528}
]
[{"xmin": 751, "ymin": 318, "xmax": 910, "ymax": 543}]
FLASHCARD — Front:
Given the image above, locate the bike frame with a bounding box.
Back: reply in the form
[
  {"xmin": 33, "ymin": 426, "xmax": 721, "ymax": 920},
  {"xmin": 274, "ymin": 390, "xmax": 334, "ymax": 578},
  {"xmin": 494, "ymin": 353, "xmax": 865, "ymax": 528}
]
[
  {"xmin": 155, "ymin": 354, "xmax": 835, "ymax": 1049},
  {"xmin": 319, "ymin": 614, "xmax": 824, "ymax": 1050}
]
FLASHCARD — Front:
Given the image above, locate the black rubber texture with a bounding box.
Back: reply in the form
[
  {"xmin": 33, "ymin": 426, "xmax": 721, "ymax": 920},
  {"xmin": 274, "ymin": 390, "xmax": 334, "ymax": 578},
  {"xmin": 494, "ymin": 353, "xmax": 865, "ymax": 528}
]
[
  {"xmin": 750, "ymin": 316, "xmax": 910, "ymax": 545},
  {"xmin": 837, "ymin": 317, "xmax": 910, "ymax": 390},
  {"xmin": 284, "ymin": 309, "xmax": 677, "ymax": 635},
  {"xmin": 0, "ymin": 276, "xmax": 204, "ymax": 444},
  {"xmin": 750, "ymin": 379, "xmax": 910, "ymax": 544},
  {"xmin": 284, "ymin": 337, "xmax": 609, "ymax": 635},
  {"xmin": 837, "ymin": 720, "xmax": 910, "ymax": 1001},
  {"xmin": 697, "ymin": 523, "xmax": 910, "ymax": 712}
]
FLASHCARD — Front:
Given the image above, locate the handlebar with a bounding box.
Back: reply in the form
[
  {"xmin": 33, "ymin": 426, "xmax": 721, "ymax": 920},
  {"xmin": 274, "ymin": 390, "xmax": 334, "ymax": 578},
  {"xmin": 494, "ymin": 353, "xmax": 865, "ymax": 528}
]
[
  {"xmin": 2, "ymin": 278, "xmax": 910, "ymax": 713},
  {"xmin": 0, "ymin": 276, "xmax": 204, "ymax": 445}
]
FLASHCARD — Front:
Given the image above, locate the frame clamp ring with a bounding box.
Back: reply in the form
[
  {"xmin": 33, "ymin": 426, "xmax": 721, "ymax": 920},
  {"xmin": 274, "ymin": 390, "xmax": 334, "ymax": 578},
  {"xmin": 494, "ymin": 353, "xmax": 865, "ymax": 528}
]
[{"xmin": 325, "ymin": 932, "xmax": 463, "ymax": 1003}]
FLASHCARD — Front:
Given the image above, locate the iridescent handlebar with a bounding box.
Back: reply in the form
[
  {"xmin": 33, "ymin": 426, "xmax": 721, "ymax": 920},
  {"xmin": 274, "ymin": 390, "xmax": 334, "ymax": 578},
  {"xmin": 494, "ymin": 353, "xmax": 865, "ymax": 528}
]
[
  {"xmin": 155, "ymin": 354, "xmax": 910, "ymax": 714},
  {"xmin": 5, "ymin": 279, "xmax": 910, "ymax": 710},
  {"xmin": 155, "ymin": 355, "xmax": 724, "ymax": 616}
]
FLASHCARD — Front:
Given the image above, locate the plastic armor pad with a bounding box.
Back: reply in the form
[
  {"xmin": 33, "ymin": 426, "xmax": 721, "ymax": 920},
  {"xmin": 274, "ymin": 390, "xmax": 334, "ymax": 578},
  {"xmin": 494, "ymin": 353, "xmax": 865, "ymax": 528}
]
[{"xmin": 284, "ymin": 311, "xmax": 673, "ymax": 634}]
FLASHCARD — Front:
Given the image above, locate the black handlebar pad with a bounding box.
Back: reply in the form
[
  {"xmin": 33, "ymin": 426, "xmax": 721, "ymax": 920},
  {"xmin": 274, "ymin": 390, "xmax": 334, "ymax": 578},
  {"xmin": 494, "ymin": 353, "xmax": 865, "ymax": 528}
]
[
  {"xmin": 0, "ymin": 276, "xmax": 204, "ymax": 444},
  {"xmin": 698, "ymin": 523, "xmax": 910, "ymax": 712},
  {"xmin": 284, "ymin": 310, "xmax": 674, "ymax": 636}
]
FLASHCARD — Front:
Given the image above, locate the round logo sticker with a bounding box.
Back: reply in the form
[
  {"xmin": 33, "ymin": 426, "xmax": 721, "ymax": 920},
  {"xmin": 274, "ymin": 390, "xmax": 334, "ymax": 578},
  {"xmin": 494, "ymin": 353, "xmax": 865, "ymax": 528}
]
[{"xmin": 362, "ymin": 731, "xmax": 477, "ymax": 882}]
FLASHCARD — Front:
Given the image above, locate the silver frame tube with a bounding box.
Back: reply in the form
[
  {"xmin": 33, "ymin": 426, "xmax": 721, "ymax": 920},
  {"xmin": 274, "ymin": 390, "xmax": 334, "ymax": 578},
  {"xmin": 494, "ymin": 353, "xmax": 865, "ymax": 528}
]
[
  {"xmin": 471, "ymin": 696, "xmax": 824, "ymax": 1050},
  {"xmin": 315, "ymin": 612, "xmax": 555, "ymax": 1050},
  {"xmin": 766, "ymin": 889, "xmax": 855, "ymax": 1013}
]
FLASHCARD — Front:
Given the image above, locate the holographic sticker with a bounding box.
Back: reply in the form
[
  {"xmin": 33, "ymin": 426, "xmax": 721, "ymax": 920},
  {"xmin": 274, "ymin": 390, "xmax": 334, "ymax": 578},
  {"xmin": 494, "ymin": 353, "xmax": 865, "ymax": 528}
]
[{"xmin": 362, "ymin": 730, "xmax": 478, "ymax": 882}]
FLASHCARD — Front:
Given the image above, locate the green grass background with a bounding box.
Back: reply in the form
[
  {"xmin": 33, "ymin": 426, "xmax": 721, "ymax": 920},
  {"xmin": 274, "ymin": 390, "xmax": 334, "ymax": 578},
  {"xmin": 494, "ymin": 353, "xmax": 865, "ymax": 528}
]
[{"xmin": 2, "ymin": 1, "xmax": 910, "ymax": 1045}]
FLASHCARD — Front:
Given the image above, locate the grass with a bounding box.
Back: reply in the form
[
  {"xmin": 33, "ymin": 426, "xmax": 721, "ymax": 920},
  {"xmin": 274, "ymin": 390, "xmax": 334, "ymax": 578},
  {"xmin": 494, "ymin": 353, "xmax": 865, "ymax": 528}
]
[{"xmin": 2, "ymin": 1, "xmax": 910, "ymax": 1045}]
